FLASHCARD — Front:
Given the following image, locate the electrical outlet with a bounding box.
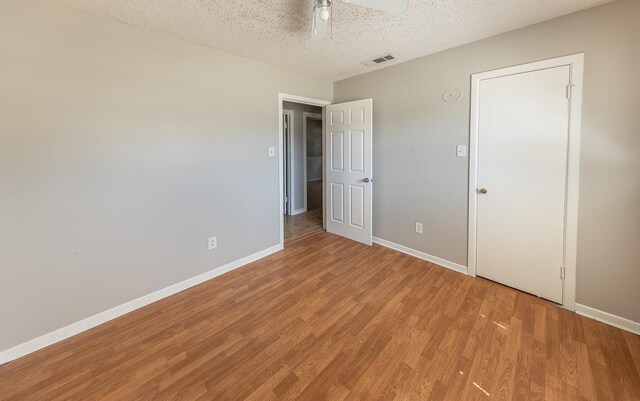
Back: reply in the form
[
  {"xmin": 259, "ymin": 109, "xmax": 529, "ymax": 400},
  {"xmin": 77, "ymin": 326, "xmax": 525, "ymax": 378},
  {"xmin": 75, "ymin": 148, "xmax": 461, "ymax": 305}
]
[
  {"xmin": 208, "ymin": 236, "xmax": 217, "ymax": 250},
  {"xmin": 415, "ymin": 222, "xmax": 423, "ymax": 234}
]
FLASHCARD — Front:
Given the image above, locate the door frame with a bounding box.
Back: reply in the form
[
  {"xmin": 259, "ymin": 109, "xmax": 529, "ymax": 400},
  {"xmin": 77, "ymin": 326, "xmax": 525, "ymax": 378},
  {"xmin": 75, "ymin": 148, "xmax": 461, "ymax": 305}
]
[
  {"xmin": 302, "ymin": 112, "xmax": 323, "ymax": 212},
  {"xmin": 278, "ymin": 93, "xmax": 331, "ymax": 246},
  {"xmin": 282, "ymin": 109, "xmax": 294, "ymax": 215},
  {"xmin": 467, "ymin": 53, "xmax": 584, "ymax": 310}
]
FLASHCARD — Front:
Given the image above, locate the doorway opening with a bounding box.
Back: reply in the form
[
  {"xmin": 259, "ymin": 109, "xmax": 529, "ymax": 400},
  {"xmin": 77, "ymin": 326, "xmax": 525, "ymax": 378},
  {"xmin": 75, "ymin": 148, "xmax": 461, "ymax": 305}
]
[{"xmin": 278, "ymin": 95, "xmax": 330, "ymax": 246}]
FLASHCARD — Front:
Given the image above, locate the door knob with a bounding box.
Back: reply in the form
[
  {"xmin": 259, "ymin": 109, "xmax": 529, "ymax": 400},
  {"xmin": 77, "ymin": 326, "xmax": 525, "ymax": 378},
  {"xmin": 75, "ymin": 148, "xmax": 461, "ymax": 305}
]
[
  {"xmin": 478, "ymin": 188, "xmax": 487, "ymax": 194},
  {"xmin": 363, "ymin": 178, "xmax": 370, "ymax": 183}
]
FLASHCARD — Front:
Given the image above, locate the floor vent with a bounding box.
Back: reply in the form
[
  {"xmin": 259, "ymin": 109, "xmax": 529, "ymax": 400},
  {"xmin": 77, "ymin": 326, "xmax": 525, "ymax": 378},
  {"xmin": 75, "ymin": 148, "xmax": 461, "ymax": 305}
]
[{"xmin": 361, "ymin": 54, "xmax": 397, "ymax": 66}]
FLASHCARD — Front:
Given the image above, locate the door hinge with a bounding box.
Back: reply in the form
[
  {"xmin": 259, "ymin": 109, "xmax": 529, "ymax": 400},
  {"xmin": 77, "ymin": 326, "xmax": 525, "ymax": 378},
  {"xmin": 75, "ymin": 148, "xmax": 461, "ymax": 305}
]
[
  {"xmin": 560, "ymin": 265, "xmax": 566, "ymax": 279},
  {"xmin": 565, "ymin": 85, "xmax": 574, "ymax": 99}
]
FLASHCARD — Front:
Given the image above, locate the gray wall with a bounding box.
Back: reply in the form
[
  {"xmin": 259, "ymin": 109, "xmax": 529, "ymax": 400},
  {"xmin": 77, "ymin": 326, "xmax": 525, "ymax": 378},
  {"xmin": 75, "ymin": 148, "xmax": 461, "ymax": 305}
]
[
  {"xmin": 0, "ymin": 0, "xmax": 332, "ymax": 351},
  {"xmin": 282, "ymin": 102, "xmax": 323, "ymax": 212},
  {"xmin": 334, "ymin": 0, "xmax": 640, "ymax": 323}
]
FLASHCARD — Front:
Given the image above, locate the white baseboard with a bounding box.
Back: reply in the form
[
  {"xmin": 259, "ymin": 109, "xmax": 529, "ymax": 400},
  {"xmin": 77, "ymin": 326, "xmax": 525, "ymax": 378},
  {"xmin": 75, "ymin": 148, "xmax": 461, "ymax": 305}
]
[
  {"xmin": 575, "ymin": 303, "xmax": 640, "ymax": 335},
  {"xmin": 291, "ymin": 208, "xmax": 307, "ymax": 216},
  {"xmin": 372, "ymin": 237, "xmax": 468, "ymax": 275},
  {"xmin": 373, "ymin": 237, "xmax": 640, "ymax": 336},
  {"xmin": 0, "ymin": 244, "xmax": 283, "ymax": 366}
]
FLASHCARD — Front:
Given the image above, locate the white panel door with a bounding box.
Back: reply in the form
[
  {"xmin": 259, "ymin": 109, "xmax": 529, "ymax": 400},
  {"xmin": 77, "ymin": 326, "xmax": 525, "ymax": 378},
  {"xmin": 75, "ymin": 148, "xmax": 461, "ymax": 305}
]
[
  {"xmin": 325, "ymin": 99, "xmax": 373, "ymax": 245},
  {"xmin": 476, "ymin": 66, "xmax": 570, "ymax": 303}
]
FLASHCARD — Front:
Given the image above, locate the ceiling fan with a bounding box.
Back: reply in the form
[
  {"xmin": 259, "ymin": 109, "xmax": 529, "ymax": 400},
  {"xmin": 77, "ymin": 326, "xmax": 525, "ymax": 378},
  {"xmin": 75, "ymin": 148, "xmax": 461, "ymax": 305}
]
[{"xmin": 312, "ymin": 0, "xmax": 408, "ymax": 40}]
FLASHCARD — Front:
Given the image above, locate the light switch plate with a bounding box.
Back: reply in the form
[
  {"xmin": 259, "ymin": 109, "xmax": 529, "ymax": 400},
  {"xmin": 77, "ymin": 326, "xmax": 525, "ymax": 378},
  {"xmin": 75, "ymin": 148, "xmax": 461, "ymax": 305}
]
[
  {"xmin": 456, "ymin": 145, "xmax": 467, "ymax": 157},
  {"xmin": 268, "ymin": 147, "xmax": 275, "ymax": 157}
]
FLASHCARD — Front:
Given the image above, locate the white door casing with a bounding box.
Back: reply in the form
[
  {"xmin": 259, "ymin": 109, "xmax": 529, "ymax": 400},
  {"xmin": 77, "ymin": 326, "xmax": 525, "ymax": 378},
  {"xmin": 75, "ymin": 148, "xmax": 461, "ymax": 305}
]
[
  {"xmin": 325, "ymin": 99, "xmax": 373, "ymax": 245},
  {"xmin": 468, "ymin": 54, "xmax": 584, "ymax": 309}
]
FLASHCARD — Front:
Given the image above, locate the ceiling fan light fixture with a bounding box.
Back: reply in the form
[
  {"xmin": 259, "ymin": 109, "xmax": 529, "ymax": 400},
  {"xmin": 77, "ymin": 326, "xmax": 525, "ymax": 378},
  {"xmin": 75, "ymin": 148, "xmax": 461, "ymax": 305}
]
[
  {"xmin": 316, "ymin": 0, "xmax": 331, "ymax": 21},
  {"xmin": 319, "ymin": 5, "xmax": 330, "ymax": 21}
]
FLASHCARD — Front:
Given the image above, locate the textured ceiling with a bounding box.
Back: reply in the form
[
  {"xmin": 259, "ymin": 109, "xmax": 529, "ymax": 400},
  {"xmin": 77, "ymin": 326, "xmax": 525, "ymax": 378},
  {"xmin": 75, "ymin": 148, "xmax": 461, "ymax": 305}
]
[{"xmin": 53, "ymin": 0, "xmax": 612, "ymax": 81}]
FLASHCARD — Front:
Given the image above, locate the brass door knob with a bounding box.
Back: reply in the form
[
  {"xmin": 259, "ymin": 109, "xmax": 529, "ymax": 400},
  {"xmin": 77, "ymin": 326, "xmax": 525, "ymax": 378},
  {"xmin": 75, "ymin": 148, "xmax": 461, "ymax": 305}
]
[{"xmin": 478, "ymin": 188, "xmax": 487, "ymax": 194}]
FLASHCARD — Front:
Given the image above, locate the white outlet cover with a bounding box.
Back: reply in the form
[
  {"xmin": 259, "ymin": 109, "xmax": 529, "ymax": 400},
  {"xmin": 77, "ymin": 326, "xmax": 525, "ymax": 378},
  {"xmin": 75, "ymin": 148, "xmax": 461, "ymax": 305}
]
[
  {"xmin": 415, "ymin": 222, "xmax": 423, "ymax": 234},
  {"xmin": 208, "ymin": 236, "xmax": 217, "ymax": 250},
  {"xmin": 268, "ymin": 147, "xmax": 275, "ymax": 157}
]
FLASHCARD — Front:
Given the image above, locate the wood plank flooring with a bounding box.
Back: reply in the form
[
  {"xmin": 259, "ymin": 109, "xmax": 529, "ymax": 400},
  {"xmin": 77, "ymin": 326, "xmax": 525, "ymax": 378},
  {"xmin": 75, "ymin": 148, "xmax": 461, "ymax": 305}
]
[
  {"xmin": 284, "ymin": 208, "xmax": 323, "ymax": 246},
  {"xmin": 1, "ymin": 233, "xmax": 639, "ymax": 400},
  {"xmin": 306, "ymin": 180, "xmax": 323, "ymax": 211}
]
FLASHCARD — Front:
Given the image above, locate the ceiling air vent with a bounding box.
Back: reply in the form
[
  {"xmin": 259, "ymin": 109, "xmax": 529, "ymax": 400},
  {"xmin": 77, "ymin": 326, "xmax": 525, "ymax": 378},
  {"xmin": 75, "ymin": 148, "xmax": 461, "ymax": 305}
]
[{"xmin": 361, "ymin": 54, "xmax": 397, "ymax": 67}]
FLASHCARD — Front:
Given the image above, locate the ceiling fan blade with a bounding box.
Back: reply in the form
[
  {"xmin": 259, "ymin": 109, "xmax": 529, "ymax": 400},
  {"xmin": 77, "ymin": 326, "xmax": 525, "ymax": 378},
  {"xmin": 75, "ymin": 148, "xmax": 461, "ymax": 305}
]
[
  {"xmin": 311, "ymin": 7, "xmax": 329, "ymax": 40},
  {"xmin": 343, "ymin": 0, "xmax": 407, "ymax": 14}
]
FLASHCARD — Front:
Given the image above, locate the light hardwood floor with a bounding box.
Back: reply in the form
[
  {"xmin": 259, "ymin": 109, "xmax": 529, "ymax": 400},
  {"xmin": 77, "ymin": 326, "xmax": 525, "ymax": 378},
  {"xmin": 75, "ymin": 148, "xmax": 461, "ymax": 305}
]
[{"xmin": 0, "ymin": 233, "xmax": 639, "ymax": 400}]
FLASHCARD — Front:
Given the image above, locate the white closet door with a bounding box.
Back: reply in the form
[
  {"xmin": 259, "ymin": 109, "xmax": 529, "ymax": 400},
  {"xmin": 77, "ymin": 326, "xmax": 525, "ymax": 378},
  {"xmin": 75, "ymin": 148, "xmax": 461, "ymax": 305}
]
[{"xmin": 476, "ymin": 66, "xmax": 570, "ymax": 303}]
